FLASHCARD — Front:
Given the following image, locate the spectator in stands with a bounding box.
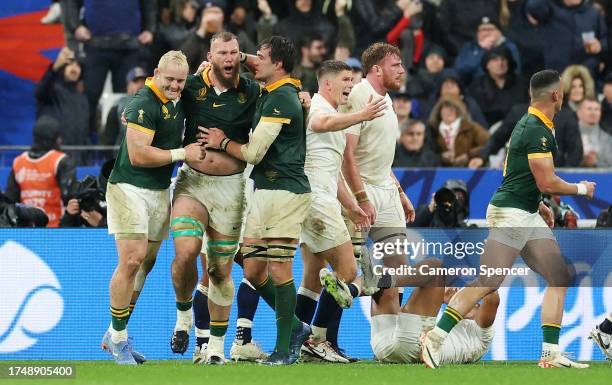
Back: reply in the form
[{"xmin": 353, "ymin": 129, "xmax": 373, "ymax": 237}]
[
  {"xmin": 385, "ymin": 0, "xmax": 423, "ymax": 74},
  {"xmin": 416, "ymin": 71, "xmax": 488, "ymax": 128},
  {"xmin": 5, "ymin": 116, "xmax": 76, "ymax": 228},
  {"xmin": 266, "ymin": 0, "xmax": 335, "ymax": 48},
  {"xmin": 227, "ymin": 4, "xmax": 258, "ymax": 44},
  {"xmin": 409, "ymin": 179, "xmax": 470, "ymax": 228},
  {"xmin": 453, "ymin": 16, "xmax": 522, "ymax": 86},
  {"xmin": 601, "ymin": 73, "xmax": 612, "ymax": 134},
  {"xmin": 525, "ymin": 0, "xmax": 607, "ymax": 78},
  {"xmin": 576, "ymin": 98, "xmax": 612, "ymax": 167},
  {"xmin": 392, "ymin": 92, "xmax": 413, "ymax": 137},
  {"xmin": 326, "ymin": 0, "xmax": 357, "ymax": 59},
  {"xmin": 156, "ymin": 0, "xmax": 200, "ymax": 52},
  {"xmin": 468, "ymin": 103, "xmax": 583, "ymax": 168},
  {"xmin": 468, "ymin": 45, "xmax": 528, "ymax": 127},
  {"xmin": 437, "ymin": 0, "xmax": 501, "ymax": 58},
  {"xmin": 100, "ymin": 67, "xmax": 147, "ymax": 147},
  {"xmin": 561, "ymin": 64, "xmax": 596, "ymax": 112},
  {"xmin": 428, "ymin": 96, "xmax": 490, "ymax": 167},
  {"xmin": 405, "ymin": 45, "xmax": 447, "ymax": 99},
  {"xmin": 393, "ymin": 119, "xmax": 442, "ymax": 167},
  {"xmin": 63, "ymin": 0, "xmax": 155, "ymax": 131},
  {"xmin": 35, "ymin": 47, "xmax": 90, "ymax": 165},
  {"xmin": 294, "ymin": 33, "xmax": 327, "ymax": 95},
  {"xmin": 181, "ymin": 1, "xmax": 256, "ymax": 72},
  {"xmin": 349, "ymin": 0, "xmax": 403, "ymax": 56},
  {"xmin": 346, "ymin": 57, "xmax": 364, "ymax": 83},
  {"xmin": 502, "ymin": 0, "xmax": 546, "ymax": 78}
]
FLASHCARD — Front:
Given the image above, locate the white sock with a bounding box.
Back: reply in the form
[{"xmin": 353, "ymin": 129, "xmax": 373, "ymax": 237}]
[
  {"xmin": 208, "ymin": 335, "xmax": 225, "ymax": 356},
  {"xmin": 431, "ymin": 326, "xmax": 449, "ymax": 340},
  {"xmin": 110, "ymin": 327, "xmax": 128, "ymax": 344},
  {"xmin": 195, "ymin": 328, "xmax": 210, "ymax": 338},
  {"xmin": 541, "ymin": 342, "xmax": 559, "ymax": 358},
  {"xmin": 175, "ymin": 309, "xmax": 193, "ymax": 332},
  {"xmin": 311, "ymin": 326, "xmax": 327, "ymax": 342}
]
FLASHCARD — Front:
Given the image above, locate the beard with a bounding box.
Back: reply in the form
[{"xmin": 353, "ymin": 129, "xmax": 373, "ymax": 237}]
[
  {"xmin": 382, "ymin": 74, "xmax": 401, "ymax": 92},
  {"xmin": 212, "ymin": 62, "xmax": 239, "ymax": 89}
]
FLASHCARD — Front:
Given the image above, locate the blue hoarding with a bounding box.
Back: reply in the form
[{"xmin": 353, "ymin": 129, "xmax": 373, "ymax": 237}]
[{"xmin": 1, "ymin": 229, "xmax": 611, "ymax": 361}]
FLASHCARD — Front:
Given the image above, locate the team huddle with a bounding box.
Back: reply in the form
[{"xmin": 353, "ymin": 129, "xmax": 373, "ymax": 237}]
[{"xmin": 100, "ymin": 32, "xmax": 610, "ymax": 368}]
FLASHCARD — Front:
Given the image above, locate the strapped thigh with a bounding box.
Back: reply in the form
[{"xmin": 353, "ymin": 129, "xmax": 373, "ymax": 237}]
[{"xmin": 171, "ymin": 217, "xmax": 204, "ymax": 239}]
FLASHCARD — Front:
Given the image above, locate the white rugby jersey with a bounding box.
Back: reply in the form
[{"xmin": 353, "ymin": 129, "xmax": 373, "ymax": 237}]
[{"xmin": 340, "ymin": 79, "xmax": 397, "ymax": 187}]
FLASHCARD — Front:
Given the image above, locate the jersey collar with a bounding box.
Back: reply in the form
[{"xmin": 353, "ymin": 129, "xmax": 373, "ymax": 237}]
[
  {"xmin": 528, "ymin": 106, "xmax": 554, "ymax": 130},
  {"xmin": 264, "ymin": 77, "xmax": 302, "ymax": 92},
  {"xmin": 145, "ymin": 77, "xmax": 169, "ymax": 104},
  {"xmin": 202, "ymin": 66, "xmax": 241, "ymax": 90}
]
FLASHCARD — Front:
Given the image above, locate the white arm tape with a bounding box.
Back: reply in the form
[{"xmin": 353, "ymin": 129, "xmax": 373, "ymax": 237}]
[
  {"xmin": 576, "ymin": 183, "xmax": 587, "ymax": 196},
  {"xmin": 240, "ymin": 121, "xmax": 282, "ymax": 164},
  {"xmin": 170, "ymin": 148, "xmax": 186, "ymax": 162}
]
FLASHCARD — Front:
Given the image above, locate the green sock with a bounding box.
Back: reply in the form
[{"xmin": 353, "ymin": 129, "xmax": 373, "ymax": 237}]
[
  {"xmin": 437, "ymin": 306, "xmax": 463, "ymax": 333},
  {"xmin": 110, "ymin": 306, "xmax": 129, "ymax": 331},
  {"xmin": 255, "ymin": 276, "xmax": 301, "ymax": 331},
  {"xmin": 542, "ymin": 324, "xmax": 560, "ymax": 344},
  {"xmin": 274, "ymin": 279, "xmax": 297, "ymax": 354},
  {"xmin": 176, "ymin": 298, "xmax": 193, "ymax": 311},
  {"xmin": 125, "ymin": 302, "xmax": 136, "ymax": 324},
  {"xmin": 210, "ymin": 319, "xmax": 229, "ymax": 337}
]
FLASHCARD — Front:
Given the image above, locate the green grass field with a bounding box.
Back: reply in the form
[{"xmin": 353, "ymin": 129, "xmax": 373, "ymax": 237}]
[{"xmin": 1, "ymin": 361, "xmax": 611, "ymax": 385}]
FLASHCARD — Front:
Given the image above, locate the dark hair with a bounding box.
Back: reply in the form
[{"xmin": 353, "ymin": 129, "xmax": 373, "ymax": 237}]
[
  {"xmin": 530, "ymin": 70, "xmax": 561, "ymax": 100},
  {"xmin": 210, "ymin": 31, "xmax": 238, "ymax": 45},
  {"xmin": 299, "ymin": 33, "xmax": 325, "ymax": 49},
  {"xmin": 361, "ymin": 42, "xmax": 401, "ymax": 74},
  {"xmin": 317, "ymin": 60, "xmax": 352, "ymax": 80},
  {"xmin": 259, "ymin": 36, "xmax": 297, "ymax": 74}
]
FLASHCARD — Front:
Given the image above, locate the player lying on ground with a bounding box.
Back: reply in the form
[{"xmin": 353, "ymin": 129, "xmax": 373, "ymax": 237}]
[
  {"xmin": 372, "ymin": 287, "xmax": 498, "ymax": 364},
  {"xmin": 420, "ymin": 69, "xmax": 595, "ymax": 369}
]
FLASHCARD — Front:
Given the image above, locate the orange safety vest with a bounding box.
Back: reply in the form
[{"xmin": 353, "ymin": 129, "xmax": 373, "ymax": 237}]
[{"xmin": 12, "ymin": 150, "xmax": 67, "ymax": 227}]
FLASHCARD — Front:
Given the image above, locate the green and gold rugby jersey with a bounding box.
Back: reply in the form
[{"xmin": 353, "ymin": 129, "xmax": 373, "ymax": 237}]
[
  {"xmin": 490, "ymin": 106, "xmax": 558, "ymax": 213},
  {"xmin": 250, "ymin": 78, "xmax": 310, "ymax": 194},
  {"xmin": 109, "ymin": 78, "xmax": 184, "ymax": 190},
  {"xmin": 182, "ymin": 67, "xmax": 261, "ymax": 146}
]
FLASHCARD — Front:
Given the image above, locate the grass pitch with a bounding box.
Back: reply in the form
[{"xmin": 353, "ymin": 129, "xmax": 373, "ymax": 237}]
[{"xmin": 2, "ymin": 360, "xmax": 611, "ymax": 385}]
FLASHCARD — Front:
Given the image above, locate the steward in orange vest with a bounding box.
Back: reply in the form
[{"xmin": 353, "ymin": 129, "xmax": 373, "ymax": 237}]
[{"xmin": 5, "ymin": 116, "xmax": 76, "ymax": 227}]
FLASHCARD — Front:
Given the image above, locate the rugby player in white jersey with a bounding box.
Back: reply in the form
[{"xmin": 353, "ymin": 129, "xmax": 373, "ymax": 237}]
[
  {"xmin": 295, "ymin": 60, "xmax": 386, "ymax": 362},
  {"xmin": 340, "ymin": 42, "xmax": 416, "ymax": 292},
  {"xmin": 371, "ymin": 287, "xmax": 498, "ymax": 365}
]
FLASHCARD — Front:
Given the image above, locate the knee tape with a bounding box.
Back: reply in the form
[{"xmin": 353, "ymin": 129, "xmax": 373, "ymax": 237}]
[
  {"xmin": 208, "ymin": 279, "xmax": 234, "ymax": 307},
  {"xmin": 352, "ymin": 235, "xmax": 366, "ymax": 259},
  {"xmin": 267, "ymin": 243, "xmax": 296, "ymax": 259},
  {"xmin": 241, "ymin": 243, "xmax": 267, "ymax": 259},
  {"xmin": 207, "ymin": 240, "xmax": 239, "ymax": 259},
  {"xmin": 196, "ymin": 283, "xmax": 209, "ymax": 296},
  {"xmin": 171, "ymin": 217, "xmax": 204, "ymax": 239}
]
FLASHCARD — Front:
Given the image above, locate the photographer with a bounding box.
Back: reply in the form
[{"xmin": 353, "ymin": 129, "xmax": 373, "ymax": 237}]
[
  {"xmin": 59, "ymin": 160, "xmax": 112, "ymax": 228},
  {"xmin": 409, "ymin": 179, "xmax": 470, "ymax": 228}
]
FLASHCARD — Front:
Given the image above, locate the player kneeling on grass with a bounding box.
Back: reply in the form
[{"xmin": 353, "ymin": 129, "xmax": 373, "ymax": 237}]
[
  {"xmin": 372, "ymin": 287, "xmax": 498, "ymax": 364},
  {"xmin": 102, "ymin": 51, "xmax": 205, "ymax": 365}
]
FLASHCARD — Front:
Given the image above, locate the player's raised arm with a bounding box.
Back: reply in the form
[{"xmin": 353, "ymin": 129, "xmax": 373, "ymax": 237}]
[{"xmin": 311, "ymin": 95, "xmax": 385, "ymax": 133}]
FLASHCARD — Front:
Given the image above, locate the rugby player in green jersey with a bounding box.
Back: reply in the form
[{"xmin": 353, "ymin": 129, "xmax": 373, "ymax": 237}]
[
  {"xmin": 102, "ymin": 51, "xmax": 204, "ymax": 365},
  {"xmin": 421, "ymin": 70, "xmax": 595, "ymax": 369}
]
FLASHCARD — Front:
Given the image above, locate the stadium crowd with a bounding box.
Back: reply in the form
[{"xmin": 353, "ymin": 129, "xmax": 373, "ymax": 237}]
[{"xmin": 29, "ymin": 0, "xmax": 612, "ymax": 169}]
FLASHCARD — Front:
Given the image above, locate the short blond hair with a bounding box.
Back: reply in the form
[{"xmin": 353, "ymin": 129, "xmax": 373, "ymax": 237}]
[{"xmin": 158, "ymin": 50, "xmax": 189, "ymax": 71}]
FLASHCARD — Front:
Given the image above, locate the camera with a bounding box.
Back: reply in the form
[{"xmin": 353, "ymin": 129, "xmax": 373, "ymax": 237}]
[
  {"xmin": 70, "ymin": 175, "xmax": 106, "ymax": 213},
  {"xmin": 0, "ymin": 192, "xmax": 48, "ymax": 228}
]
